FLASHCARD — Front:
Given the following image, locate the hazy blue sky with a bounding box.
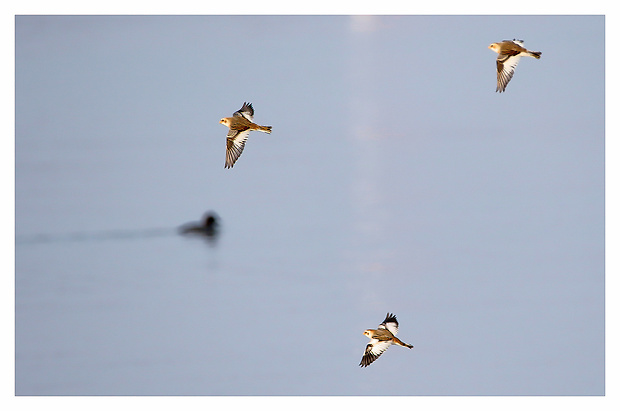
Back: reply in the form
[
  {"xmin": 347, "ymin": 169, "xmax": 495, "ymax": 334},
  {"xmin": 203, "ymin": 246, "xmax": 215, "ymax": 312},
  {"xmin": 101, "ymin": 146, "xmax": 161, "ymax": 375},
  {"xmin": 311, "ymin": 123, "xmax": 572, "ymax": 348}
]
[{"xmin": 13, "ymin": 12, "xmax": 607, "ymax": 406}]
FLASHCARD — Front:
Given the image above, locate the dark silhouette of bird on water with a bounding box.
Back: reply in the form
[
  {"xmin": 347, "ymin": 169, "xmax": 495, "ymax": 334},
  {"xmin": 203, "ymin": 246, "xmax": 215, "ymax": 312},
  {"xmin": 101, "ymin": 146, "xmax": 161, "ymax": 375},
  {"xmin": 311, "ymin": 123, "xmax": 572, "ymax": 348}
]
[{"xmin": 179, "ymin": 211, "xmax": 220, "ymax": 245}]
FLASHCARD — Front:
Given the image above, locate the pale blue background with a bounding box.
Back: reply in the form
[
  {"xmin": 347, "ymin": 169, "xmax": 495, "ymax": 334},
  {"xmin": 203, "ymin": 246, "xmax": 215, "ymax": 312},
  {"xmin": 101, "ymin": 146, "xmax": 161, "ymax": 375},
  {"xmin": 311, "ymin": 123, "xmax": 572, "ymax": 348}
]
[{"xmin": 15, "ymin": 15, "xmax": 604, "ymax": 395}]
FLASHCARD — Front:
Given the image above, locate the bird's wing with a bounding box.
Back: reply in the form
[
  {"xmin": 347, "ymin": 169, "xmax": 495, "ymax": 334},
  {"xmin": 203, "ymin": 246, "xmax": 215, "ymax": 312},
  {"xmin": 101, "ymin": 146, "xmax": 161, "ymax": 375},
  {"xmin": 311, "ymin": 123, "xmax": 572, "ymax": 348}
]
[
  {"xmin": 360, "ymin": 340, "xmax": 393, "ymax": 367},
  {"xmin": 508, "ymin": 39, "xmax": 525, "ymax": 47},
  {"xmin": 379, "ymin": 313, "xmax": 400, "ymax": 336},
  {"xmin": 233, "ymin": 102, "xmax": 254, "ymax": 122},
  {"xmin": 225, "ymin": 129, "xmax": 251, "ymax": 168},
  {"xmin": 496, "ymin": 54, "xmax": 521, "ymax": 92}
]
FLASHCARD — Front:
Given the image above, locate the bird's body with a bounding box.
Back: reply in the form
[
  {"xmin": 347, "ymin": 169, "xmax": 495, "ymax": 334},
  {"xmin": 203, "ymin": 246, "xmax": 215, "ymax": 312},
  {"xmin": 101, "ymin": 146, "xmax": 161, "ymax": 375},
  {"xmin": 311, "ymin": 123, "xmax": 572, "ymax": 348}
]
[
  {"xmin": 360, "ymin": 313, "xmax": 413, "ymax": 367},
  {"xmin": 220, "ymin": 102, "xmax": 272, "ymax": 168},
  {"xmin": 488, "ymin": 39, "xmax": 541, "ymax": 92},
  {"xmin": 220, "ymin": 115, "xmax": 272, "ymax": 134},
  {"xmin": 179, "ymin": 213, "xmax": 219, "ymax": 236},
  {"xmin": 178, "ymin": 212, "xmax": 220, "ymax": 245}
]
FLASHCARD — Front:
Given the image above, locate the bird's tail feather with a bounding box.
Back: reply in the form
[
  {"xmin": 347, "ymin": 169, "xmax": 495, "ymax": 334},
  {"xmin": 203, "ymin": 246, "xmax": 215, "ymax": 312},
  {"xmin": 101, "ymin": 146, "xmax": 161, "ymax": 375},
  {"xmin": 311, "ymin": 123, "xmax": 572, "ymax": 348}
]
[
  {"xmin": 529, "ymin": 51, "xmax": 542, "ymax": 59},
  {"xmin": 257, "ymin": 125, "xmax": 272, "ymax": 133},
  {"xmin": 394, "ymin": 337, "xmax": 414, "ymax": 349}
]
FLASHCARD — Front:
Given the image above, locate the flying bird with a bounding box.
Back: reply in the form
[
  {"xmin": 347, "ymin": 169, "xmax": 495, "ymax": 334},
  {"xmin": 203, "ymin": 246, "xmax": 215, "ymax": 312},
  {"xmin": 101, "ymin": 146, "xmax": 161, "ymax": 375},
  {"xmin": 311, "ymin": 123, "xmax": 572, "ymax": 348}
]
[
  {"xmin": 488, "ymin": 39, "xmax": 541, "ymax": 93},
  {"xmin": 360, "ymin": 313, "xmax": 413, "ymax": 367},
  {"xmin": 220, "ymin": 102, "xmax": 272, "ymax": 168}
]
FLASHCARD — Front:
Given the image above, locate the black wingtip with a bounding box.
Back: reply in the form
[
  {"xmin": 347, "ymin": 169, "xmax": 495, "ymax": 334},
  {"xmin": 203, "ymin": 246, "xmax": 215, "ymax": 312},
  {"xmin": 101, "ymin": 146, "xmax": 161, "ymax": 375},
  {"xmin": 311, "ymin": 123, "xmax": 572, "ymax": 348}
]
[{"xmin": 384, "ymin": 312, "xmax": 398, "ymax": 323}]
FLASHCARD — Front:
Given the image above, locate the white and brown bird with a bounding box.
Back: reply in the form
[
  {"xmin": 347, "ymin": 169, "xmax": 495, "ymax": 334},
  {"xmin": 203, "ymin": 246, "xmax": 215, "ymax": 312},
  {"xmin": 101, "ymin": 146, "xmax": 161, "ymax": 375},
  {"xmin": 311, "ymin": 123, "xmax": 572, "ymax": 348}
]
[
  {"xmin": 220, "ymin": 102, "xmax": 272, "ymax": 168},
  {"xmin": 488, "ymin": 39, "xmax": 541, "ymax": 93},
  {"xmin": 360, "ymin": 313, "xmax": 413, "ymax": 367}
]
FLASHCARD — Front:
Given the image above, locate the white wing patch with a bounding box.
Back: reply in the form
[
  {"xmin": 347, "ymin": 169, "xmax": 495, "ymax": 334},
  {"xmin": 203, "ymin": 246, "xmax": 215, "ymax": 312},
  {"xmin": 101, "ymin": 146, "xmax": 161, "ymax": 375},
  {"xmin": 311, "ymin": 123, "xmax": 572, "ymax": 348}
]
[
  {"xmin": 360, "ymin": 339, "xmax": 393, "ymax": 367},
  {"xmin": 238, "ymin": 110, "xmax": 253, "ymax": 122},
  {"xmin": 368, "ymin": 339, "xmax": 393, "ymax": 357},
  {"xmin": 510, "ymin": 39, "xmax": 524, "ymax": 47},
  {"xmin": 383, "ymin": 320, "xmax": 399, "ymax": 336}
]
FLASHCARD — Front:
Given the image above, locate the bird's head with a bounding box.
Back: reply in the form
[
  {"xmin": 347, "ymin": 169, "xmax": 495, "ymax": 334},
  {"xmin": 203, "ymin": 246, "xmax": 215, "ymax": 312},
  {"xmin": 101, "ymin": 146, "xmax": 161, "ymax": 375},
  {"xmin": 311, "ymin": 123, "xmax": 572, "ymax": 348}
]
[
  {"xmin": 219, "ymin": 118, "xmax": 230, "ymax": 126},
  {"xmin": 488, "ymin": 43, "xmax": 499, "ymax": 53},
  {"xmin": 363, "ymin": 330, "xmax": 372, "ymax": 337}
]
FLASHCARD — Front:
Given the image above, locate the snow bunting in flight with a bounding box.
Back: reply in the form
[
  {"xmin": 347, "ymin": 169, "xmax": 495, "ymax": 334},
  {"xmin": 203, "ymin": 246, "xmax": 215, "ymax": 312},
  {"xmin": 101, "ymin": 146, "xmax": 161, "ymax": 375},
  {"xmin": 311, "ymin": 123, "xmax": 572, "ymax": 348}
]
[
  {"xmin": 220, "ymin": 102, "xmax": 272, "ymax": 168},
  {"xmin": 360, "ymin": 313, "xmax": 414, "ymax": 367},
  {"xmin": 488, "ymin": 39, "xmax": 541, "ymax": 93}
]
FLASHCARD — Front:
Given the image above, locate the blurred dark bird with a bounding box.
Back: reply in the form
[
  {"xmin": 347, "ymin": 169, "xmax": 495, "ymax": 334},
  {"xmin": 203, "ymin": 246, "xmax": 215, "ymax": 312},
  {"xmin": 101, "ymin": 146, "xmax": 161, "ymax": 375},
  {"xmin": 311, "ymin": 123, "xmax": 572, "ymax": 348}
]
[
  {"xmin": 220, "ymin": 102, "xmax": 272, "ymax": 168},
  {"xmin": 488, "ymin": 39, "xmax": 541, "ymax": 92},
  {"xmin": 360, "ymin": 313, "xmax": 413, "ymax": 367},
  {"xmin": 179, "ymin": 212, "xmax": 220, "ymax": 244}
]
